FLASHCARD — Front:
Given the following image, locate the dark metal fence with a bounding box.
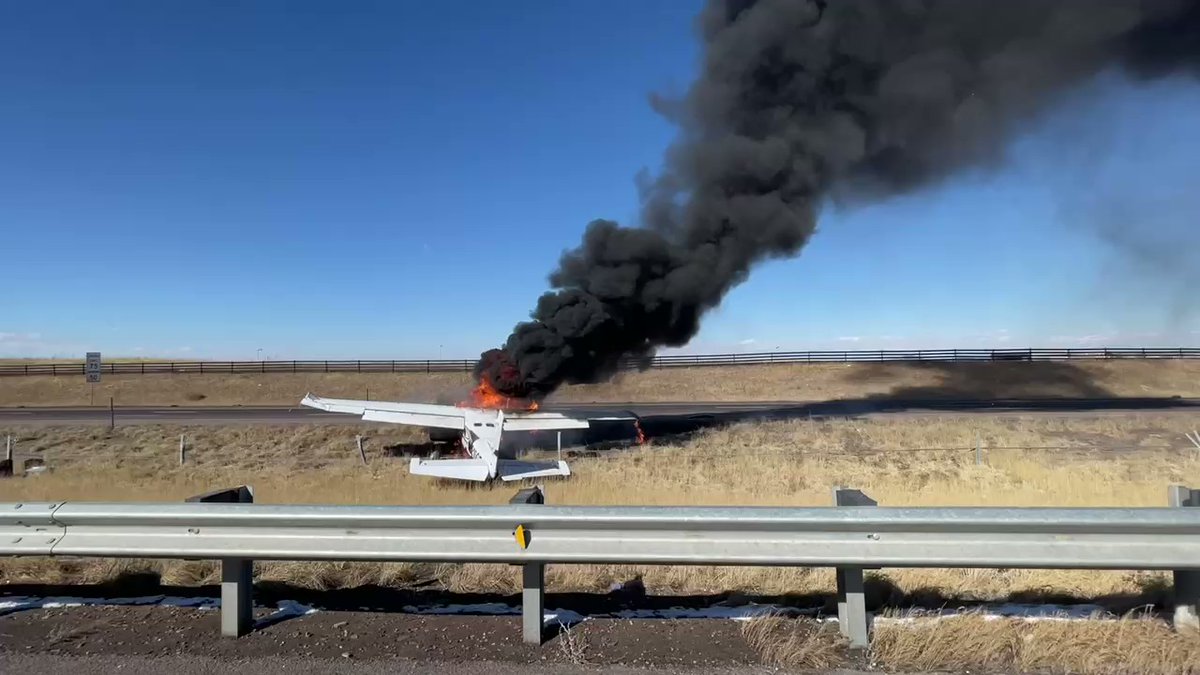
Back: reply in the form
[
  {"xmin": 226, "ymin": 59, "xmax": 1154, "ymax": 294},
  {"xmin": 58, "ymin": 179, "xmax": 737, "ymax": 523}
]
[{"xmin": 2, "ymin": 347, "xmax": 1197, "ymax": 377}]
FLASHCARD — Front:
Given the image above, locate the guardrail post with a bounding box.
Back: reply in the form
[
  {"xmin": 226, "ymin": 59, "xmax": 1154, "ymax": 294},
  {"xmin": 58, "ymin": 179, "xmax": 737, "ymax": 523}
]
[
  {"xmin": 510, "ymin": 486, "xmax": 545, "ymax": 645},
  {"xmin": 221, "ymin": 558, "xmax": 253, "ymax": 638},
  {"xmin": 833, "ymin": 487, "xmax": 876, "ymax": 649},
  {"xmin": 187, "ymin": 486, "xmax": 255, "ymax": 637},
  {"xmin": 1170, "ymin": 485, "xmax": 1199, "ymax": 631}
]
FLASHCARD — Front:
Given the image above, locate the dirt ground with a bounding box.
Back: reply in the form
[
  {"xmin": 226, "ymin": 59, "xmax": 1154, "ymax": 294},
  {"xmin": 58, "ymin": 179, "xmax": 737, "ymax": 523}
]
[
  {"xmin": 2, "ymin": 359, "xmax": 1199, "ymax": 407},
  {"xmin": 0, "ymin": 606, "xmax": 764, "ymax": 668},
  {"xmin": 1, "ymin": 605, "xmax": 1196, "ymax": 674}
]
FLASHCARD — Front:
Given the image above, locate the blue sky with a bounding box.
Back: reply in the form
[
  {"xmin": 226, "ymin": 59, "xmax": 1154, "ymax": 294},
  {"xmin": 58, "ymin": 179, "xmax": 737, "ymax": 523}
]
[{"xmin": 2, "ymin": 1, "xmax": 1198, "ymax": 359}]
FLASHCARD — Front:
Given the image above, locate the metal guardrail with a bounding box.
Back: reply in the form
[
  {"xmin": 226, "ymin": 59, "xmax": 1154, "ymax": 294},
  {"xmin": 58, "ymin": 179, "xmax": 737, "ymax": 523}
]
[
  {"xmin": 3, "ymin": 347, "xmax": 1198, "ymax": 376},
  {"xmin": 2, "ymin": 488, "xmax": 1198, "ymax": 646},
  {"xmin": 5, "ymin": 503, "xmax": 1199, "ymax": 567}
]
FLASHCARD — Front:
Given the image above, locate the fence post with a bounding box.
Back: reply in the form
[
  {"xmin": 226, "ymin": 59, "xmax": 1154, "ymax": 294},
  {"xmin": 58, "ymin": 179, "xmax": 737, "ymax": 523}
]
[
  {"xmin": 832, "ymin": 487, "xmax": 876, "ymax": 649},
  {"xmin": 109, "ymin": 397, "xmax": 115, "ymax": 430},
  {"xmin": 178, "ymin": 435, "xmax": 186, "ymax": 466},
  {"xmin": 1, "ymin": 435, "xmax": 12, "ymax": 478},
  {"xmin": 510, "ymin": 486, "xmax": 546, "ymax": 645},
  {"xmin": 1170, "ymin": 485, "xmax": 1199, "ymax": 631},
  {"xmin": 186, "ymin": 486, "xmax": 255, "ymax": 637},
  {"xmin": 356, "ymin": 435, "xmax": 367, "ymax": 465}
]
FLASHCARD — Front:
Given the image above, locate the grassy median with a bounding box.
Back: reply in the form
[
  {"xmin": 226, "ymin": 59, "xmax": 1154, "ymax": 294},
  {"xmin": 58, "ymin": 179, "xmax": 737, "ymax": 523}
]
[
  {"xmin": 2, "ymin": 414, "xmax": 1197, "ymax": 599},
  {"xmin": 2, "ymin": 359, "xmax": 1199, "ymax": 407}
]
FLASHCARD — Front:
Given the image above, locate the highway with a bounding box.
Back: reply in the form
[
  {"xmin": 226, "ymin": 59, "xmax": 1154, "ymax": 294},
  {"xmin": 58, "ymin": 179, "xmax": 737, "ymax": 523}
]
[{"xmin": 0, "ymin": 397, "xmax": 1197, "ymax": 426}]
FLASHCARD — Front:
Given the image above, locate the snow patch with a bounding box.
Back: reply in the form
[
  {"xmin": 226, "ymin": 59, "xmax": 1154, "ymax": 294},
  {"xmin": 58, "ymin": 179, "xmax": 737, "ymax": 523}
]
[
  {"xmin": 400, "ymin": 602, "xmax": 516, "ymax": 616},
  {"xmin": 546, "ymin": 609, "xmax": 587, "ymax": 626},
  {"xmin": 268, "ymin": 600, "xmax": 319, "ymax": 619},
  {"xmin": 0, "ymin": 595, "xmax": 219, "ymax": 614},
  {"xmin": 836, "ymin": 603, "xmax": 1115, "ymax": 626},
  {"xmin": 614, "ymin": 605, "xmax": 816, "ymax": 621},
  {"xmin": 0, "ymin": 595, "xmax": 1120, "ymax": 627}
]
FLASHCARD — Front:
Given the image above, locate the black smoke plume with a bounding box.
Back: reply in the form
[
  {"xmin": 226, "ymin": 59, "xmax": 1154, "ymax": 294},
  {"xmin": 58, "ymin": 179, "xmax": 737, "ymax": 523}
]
[{"xmin": 477, "ymin": 0, "xmax": 1200, "ymax": 400}]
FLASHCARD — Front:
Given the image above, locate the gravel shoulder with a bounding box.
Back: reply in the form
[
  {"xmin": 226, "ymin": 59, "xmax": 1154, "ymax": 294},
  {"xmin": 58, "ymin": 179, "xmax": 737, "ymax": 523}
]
[{"xmin": 0, "ymin": 605, "xmax": 801, "ymax": 672}]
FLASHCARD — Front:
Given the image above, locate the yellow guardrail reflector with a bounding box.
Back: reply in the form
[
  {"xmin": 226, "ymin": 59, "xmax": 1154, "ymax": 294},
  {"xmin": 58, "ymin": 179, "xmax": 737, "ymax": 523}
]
[{"xmin": 513, "ymin": 524, "xmax": 530, "ymax": 550}]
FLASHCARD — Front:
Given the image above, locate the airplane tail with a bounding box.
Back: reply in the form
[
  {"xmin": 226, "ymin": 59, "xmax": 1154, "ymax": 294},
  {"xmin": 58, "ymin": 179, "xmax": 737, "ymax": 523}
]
[
  {"xmin": 409, "ymin": 458, "xmax": 492, "ymax": 482},
  {"xmin": 408, "ymin": 458, "xmax": 570, "ymax": 482}
]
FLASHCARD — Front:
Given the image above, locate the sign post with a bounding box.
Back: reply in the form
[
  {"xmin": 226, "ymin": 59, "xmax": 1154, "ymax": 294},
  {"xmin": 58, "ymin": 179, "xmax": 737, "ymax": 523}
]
[{"xmin": 85, "ymin": 352, "xmax": 102, "ymax": 405}]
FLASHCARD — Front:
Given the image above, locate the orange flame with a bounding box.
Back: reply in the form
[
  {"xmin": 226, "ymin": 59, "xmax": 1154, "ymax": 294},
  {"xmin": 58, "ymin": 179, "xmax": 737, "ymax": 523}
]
[
  {"xmin": 635, "ymin": 419, "xmax": 647, "ymax": 445},
  {"xmin": 461, "ymin": 378, "xmax": 539, "ymax": 411}
]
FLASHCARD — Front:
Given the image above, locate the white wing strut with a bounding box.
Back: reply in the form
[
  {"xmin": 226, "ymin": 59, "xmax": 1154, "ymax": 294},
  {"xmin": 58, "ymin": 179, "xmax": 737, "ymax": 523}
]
[{"xmin": 301, "ymin": 393, "xmax": 587, "ymax": 482}]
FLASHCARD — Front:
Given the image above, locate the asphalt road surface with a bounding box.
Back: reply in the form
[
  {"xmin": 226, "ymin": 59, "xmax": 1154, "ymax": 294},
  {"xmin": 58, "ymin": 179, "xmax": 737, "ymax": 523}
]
[{"xmin": 0, "ymin": 397, "xmax": 1197, "ymax": 426}]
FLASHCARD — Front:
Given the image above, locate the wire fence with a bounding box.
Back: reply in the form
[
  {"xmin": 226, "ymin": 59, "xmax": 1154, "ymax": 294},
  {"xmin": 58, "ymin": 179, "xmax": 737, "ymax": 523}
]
[{"xmin": 3, "ymin": 347, "xmax": 1198, "ymax": 377}]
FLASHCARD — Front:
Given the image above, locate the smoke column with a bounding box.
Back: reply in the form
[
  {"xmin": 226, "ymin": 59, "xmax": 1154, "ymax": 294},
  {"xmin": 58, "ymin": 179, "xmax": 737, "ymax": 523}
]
[{"xmin": 478, "ymin": 0, "xmax": 1200, "ymax": 400}]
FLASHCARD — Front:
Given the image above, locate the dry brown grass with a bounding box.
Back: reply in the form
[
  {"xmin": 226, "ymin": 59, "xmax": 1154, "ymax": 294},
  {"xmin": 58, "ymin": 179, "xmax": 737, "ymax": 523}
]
[
  {"xmin": 871, "ymin": 612, "xmax": 1200, "ymax": 674},
  {"xmin": 3, "ymin": 359, "xmax": 1199, "ymax": 406},
  {"xmin": 1, "ymin": 414, "xmax": 1198, "ymax": 603},
  {"xmin": 740, "ymin": 613, "xmax": 1200, "ymax": 674},
  {"xmin": 740, "ymin": 615, "xmax": 848, "ymax": 670}
]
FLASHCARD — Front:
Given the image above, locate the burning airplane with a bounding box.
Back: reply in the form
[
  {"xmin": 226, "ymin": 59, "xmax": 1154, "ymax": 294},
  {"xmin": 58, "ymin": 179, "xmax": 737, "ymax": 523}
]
[{"xmin": 302, "ymin": 380, "xmax": 610, "ymax": 482}]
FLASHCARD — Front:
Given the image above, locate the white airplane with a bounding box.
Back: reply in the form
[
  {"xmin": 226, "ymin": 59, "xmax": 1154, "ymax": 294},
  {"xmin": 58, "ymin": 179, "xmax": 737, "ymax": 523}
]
[{"xmin": 300, "ymin": 393, "xmax": 593, "ymax": 482}]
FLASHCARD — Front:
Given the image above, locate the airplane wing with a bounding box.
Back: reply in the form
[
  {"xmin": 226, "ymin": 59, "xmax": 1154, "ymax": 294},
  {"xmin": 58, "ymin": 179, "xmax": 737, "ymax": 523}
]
[{"xmin": 301, "ymin": 393, "xmax": 466, "ymax": 430}]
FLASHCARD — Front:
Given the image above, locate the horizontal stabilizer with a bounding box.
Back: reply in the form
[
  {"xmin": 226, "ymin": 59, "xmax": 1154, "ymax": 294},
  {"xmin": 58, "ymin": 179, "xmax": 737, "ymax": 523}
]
[
  {"xmin": 409, "ymin": 458, "xmax": 492, "ymax": 482},
  {"xmin": 502, "ymin": 413, "xmax": 590, "ymax": 432},
  {"xmin": 497, "ymin": 459, "xmax": 571, "ymax": 481}
]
